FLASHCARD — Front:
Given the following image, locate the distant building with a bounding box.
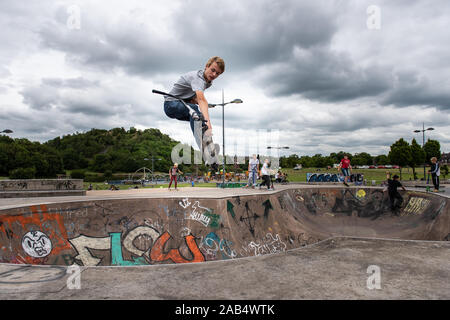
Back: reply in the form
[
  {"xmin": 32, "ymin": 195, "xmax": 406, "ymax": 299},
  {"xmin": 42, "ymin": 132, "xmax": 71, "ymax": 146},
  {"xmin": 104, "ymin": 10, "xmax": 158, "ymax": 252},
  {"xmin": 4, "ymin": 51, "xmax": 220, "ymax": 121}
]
[{"xmin": 441, "ymin": 152, "xmax": 450, "ymax": 164}]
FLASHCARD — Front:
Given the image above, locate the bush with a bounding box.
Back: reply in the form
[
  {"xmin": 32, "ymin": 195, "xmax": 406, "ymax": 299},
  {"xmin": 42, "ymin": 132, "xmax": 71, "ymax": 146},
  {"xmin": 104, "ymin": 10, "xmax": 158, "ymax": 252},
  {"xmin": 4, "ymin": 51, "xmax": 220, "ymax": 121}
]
[
  {"xmin": 104, "ymin": 170, "xmax": 113, "ymax": 180},
  {"xmin": 9, "ymin": 167, "xmax": 36, "ymax": 179},
  {"xmin": 84, "ymin": 174, "xmax": 106, "ymax": 183},
  {"xmin": 70, "ymin": 170, "xmax": 86, "ymax": 179}
]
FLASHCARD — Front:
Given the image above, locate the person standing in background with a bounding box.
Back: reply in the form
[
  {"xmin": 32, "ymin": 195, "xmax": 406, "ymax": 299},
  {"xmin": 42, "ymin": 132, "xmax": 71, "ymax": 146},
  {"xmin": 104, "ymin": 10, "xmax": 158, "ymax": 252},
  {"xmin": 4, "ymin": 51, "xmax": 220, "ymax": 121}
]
[
  {"xmin": 338, "ymin": 155, "xmax": 352, "ymax": 187},
  {"xmin": 428, "ymin": 157, "xmax": 440, "ymax": 192},
  {"xmin": 168, "ymin": 163, "xmax": 183, "ymax": 191}
]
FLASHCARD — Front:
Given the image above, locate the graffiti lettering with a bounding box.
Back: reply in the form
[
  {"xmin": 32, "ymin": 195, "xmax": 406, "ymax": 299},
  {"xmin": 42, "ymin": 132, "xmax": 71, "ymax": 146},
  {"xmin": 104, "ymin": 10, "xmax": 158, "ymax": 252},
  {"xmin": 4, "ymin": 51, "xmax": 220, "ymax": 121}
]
[
  {"xmin": 69, "ymin": 235, "xmax": 110, "ymax": 266},
  {"xmin": 403, "ymin": 197, "xmax": 431, "ymax": 215},
  {"xmin": 150, "ymin": 232, "xmax": 204, "ymax": 264},
  {"xmin": 241, "ymin": 233, "xmax": 286, "ymax": 257}
]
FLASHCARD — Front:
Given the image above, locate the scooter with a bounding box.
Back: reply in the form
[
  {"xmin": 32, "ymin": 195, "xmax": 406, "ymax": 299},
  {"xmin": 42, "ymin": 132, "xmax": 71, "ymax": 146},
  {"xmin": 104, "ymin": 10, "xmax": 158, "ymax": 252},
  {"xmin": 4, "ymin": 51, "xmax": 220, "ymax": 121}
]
[{"xmin": 152, "ymin": 89, "xmax": 220, "ymax": 171}]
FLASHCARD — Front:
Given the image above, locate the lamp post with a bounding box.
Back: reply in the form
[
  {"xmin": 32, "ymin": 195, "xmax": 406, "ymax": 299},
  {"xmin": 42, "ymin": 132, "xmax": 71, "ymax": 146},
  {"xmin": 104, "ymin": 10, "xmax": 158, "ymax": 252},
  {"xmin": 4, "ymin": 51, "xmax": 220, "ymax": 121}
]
[
  {"xmin": 267, "ymin": 146, "xmax": 290, "ymax": 150},
  {"xmin": 267, "ymin": 146, "xmax": 290, "ymax": 169},
  {"xmin": 414, "ymin": 122, "xmax": 434, "ymax": 179},
  {"xmin": 209, "ymin": 91, "xmax": 243, "ymax": 187},
  {"xmin": 1, "ymin": 129, "xmax": 13, "ymax": 134},
  {"xmin": 144, "ymin": 155, "xmax": 162, "ymax": 184}
]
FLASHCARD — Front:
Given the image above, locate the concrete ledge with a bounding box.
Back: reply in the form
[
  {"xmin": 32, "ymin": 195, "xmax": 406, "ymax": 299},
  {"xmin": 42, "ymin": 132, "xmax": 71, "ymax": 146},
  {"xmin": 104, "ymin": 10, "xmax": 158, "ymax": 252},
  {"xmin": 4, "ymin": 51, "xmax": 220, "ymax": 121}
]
[
  {"xmin": 0, "ymin": 190, "xmax": 86, "ymax": 198},
  {"xmin": 0, "ymin": 179, "xmax": 83, "ymax": 192}
]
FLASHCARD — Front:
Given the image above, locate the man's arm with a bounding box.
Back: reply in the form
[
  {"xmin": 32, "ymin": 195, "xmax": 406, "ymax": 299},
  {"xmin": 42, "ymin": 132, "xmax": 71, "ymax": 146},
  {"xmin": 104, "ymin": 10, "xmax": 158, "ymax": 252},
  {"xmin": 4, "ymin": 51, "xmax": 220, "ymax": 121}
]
[
  {"xmin": 195, "ymin": 90, "xmax": 212, "ymax": 130},
  {"xmin": 399, "ymin": 181, "xmax": 406, "ymax": 191}
]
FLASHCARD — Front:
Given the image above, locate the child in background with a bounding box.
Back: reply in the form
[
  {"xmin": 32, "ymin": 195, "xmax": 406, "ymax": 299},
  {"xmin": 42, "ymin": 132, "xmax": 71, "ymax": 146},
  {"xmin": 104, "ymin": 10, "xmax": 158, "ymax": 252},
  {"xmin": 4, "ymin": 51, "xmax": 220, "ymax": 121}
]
[
  {"xmin": 168, "ymin": 163, "xmax": 183, "ymax": 191},
  {"xmin": 428, "ymin": 157, "xmax": 440, "ymax": 192},
  {"xmin": 246, "ymin": 154, "xmax": 259, "ymax": 188},
  {"xmin": 259, "ymin": 159, "xmax": 273, "ymax": 191},
  {"xmin": 386, "ymin": 171, "xmax": 406, "ymax": 214}
]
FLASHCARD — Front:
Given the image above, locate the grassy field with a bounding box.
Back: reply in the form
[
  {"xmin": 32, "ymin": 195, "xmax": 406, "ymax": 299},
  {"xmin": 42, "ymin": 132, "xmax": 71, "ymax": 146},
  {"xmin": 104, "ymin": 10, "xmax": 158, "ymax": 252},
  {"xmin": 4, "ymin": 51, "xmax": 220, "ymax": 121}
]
[
  {"xmin": 83, "ymin": 181, "xmax": 216, "ymax": 190},
  {"xmin": 84, "ymin": 167, "xmax": 431, "ymax": 190},
  {"xmin": 2, "ymin": 166, "xmax": 445, "ymax": 191},
  {"xmin": 282, "ymin": 167, "xmax": 426, "ymax": 184}
]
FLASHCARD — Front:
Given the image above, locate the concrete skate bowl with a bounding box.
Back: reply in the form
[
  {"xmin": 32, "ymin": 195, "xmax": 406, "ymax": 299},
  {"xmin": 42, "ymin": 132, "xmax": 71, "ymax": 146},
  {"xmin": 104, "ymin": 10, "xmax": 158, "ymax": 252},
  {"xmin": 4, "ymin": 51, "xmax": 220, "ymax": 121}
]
[{"xmin": 0, "ymin": 188, "xmax": 448, "ymax": 267}]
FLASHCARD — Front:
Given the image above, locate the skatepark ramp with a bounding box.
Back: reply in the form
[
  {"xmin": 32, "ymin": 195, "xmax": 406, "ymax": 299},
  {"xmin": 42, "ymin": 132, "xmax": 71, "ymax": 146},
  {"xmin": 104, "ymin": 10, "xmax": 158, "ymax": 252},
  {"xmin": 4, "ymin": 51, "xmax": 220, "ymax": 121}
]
[{"xmin": 0, "ymin": 188, "xmax": 448, "ymax": 266}]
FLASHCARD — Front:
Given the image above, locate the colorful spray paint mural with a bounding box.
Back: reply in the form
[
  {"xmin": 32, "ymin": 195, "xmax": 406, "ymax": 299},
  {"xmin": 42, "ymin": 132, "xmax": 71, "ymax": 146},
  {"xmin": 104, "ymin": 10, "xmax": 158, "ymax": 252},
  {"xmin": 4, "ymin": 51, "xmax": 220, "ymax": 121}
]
[{"xmin": 0, "ymin": 189, "xmax": 448, "ymax": 266}]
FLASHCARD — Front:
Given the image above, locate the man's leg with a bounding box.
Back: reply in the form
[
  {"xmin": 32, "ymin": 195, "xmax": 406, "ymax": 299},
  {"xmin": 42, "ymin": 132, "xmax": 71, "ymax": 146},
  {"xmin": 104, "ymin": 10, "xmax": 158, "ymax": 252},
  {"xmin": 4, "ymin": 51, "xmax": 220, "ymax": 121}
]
[
  {"xmin": 432, "ymin": 174, "xmax": 439, "ymax": 191},
  {"xmin": 394, "ymin": 192, "xmax": 403, "ymax": 211},
  {"xmin": 342, "ymin": 169, "xmax": 349, "ymax": 186},
  {"xmin": 261, "ymin": 175, "xmax": 269, "ymax": 189},
  {"xmin": 164, "ymin": 100, "xmax": 191, "ymax": 122},
  {"xmin": 259, "ymin": 176, "xmax": 266, "ymax": 189},
  {"xmin": 164, "ymin": 100, "xmax": 218, "ymax": 167},
  {"xmin": 247, "ymin": 173, "xmax": 253, "ymax": 187},
  {"xmin": 164, "ymin": 99, "xmax": 202, "ymax": 148},
  {"xmin": 389, "ymin": 193, "xmax": 396, "ymax": 211}
]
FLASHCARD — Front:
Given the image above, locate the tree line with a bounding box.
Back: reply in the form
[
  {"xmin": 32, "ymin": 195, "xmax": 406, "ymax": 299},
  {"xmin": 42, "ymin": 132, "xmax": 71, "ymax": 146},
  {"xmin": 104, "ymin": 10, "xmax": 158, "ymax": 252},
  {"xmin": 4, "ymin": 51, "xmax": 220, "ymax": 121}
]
[
  {"xmin": 280, "ymin": 138, "xmax": 442, "ymax": 179},
  {"xmin": 0, "ymin": 129, "xmax": 445, "ymax": 180}
]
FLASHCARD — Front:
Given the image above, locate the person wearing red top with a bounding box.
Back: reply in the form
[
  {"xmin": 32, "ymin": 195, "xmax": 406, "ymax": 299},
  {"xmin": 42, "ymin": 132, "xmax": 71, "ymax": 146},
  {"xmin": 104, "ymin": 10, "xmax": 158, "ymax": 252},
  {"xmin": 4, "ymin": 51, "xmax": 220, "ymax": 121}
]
[
  {"xmin": 338, "ymin": 155, "xmax": 352, "ymax": 187},
  {"xmin": 168, "ymin": 163, "xmax": 183, "ymax": 191}
]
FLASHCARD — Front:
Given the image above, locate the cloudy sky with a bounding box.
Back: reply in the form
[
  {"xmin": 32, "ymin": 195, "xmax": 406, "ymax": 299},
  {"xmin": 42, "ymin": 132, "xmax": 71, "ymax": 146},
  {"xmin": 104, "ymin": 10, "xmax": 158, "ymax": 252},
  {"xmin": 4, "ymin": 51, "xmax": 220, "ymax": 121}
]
[{"xmin": 1, "ymin": 0, "xmax": 449, "ymax": 158}]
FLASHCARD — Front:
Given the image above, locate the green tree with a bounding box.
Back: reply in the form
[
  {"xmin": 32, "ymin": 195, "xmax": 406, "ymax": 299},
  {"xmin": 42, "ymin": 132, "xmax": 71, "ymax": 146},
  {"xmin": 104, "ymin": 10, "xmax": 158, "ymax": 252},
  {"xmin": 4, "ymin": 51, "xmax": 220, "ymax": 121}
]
[
  {"xmin": 9, "ymin": 167, "xmax": 36, "ymax": 179},
  {"xmin": 441, "ymin": 165, "xmax": 448, "ymax": 179},
  {"xmin": 352, "ymin": 152, "xmax": 373, "ymax": 166},
  {"xmin": 374, "ymin": 155, "xmax": 388, "ymax": 165},
  {"xmin": 388, "ymin": 138, "xmax": 411, "ymax": 180},
  {"xmin": 423, "ymin": 139, "xmax": 441, "ymax": 164}
]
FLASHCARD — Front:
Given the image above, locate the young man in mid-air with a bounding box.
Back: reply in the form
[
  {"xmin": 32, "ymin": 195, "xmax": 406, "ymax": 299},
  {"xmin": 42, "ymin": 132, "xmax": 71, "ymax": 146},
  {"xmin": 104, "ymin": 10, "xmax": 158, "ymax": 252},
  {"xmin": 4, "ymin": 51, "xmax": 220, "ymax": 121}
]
[{"xmin": 162, "ymin": 57, "xmax": 225, "ymax": 169}]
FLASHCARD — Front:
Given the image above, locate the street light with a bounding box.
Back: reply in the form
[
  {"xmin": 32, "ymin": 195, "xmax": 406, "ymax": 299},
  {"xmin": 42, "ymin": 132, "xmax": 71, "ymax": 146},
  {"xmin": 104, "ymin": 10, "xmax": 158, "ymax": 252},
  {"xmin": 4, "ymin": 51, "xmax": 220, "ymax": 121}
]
[
  {"xmin": 209, "ymin": 90, "xmax": 243, "ymax": 187},
  {"xmin": 267, "ymin": 146, "xmax": 290, "ymax": 150},
  {"xmin": 144, "ymin": 155, "xmax": 162, "ymax": 184},
  {"xmin": 1, "ymin": 129, "xmax": 13, "ymax": 134},
  {"xmin": 267, "ymin": 146, "xmax": 290, "ymax": 169},
  {"xmin": 414, "ymin": 122, "xmax": 435, "ymax": 180}
]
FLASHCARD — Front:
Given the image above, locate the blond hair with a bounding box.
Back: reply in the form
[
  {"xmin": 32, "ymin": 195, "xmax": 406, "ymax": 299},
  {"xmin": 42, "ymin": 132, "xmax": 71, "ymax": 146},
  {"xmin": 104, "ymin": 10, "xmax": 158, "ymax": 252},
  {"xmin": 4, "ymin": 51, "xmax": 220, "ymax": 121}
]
[{"xmin": 206, "ymin": 56, "xmax": 225, "ymax": 73}]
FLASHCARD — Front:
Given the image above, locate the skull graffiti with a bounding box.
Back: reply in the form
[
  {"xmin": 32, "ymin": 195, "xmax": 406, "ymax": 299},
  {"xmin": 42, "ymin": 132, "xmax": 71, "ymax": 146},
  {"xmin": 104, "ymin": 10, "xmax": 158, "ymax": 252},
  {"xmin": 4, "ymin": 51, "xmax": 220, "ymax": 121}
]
[{"xmin": 21, "ymin": 231, "xmax": 52, "ymax": 258}]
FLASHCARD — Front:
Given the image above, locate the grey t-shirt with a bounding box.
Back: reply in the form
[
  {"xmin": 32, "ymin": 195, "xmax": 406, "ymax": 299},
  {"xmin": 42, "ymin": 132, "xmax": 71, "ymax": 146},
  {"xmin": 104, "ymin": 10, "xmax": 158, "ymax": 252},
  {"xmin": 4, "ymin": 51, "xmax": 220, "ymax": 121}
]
[
  {"xmin": 165, "ymin": 70, "xmax": 212, "ymax": 101},
  {"xmin": 249, "ymin": 158, "xmax": 259, "ymax": 171}
]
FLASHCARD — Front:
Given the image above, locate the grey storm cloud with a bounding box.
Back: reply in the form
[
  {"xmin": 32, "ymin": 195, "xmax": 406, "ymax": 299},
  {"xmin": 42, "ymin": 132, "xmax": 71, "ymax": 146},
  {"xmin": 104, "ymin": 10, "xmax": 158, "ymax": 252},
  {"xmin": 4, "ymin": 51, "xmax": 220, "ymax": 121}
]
[
  {"xmin": 33, "ymin": 0, "xmax": 450, "ymax": 111},
  {"xmin": 37, "ymin": 5, "xmax": 200, "ymax": 75},
  {"xmin": 256, "ymin": 47, "xmax": 392, "ymax": 102},
  {"xmin": 381, "ymin": 70, "xmax": 450, "ymax": 110},
  {"xmin": 21, "ymin": 86, "xmax": 60, "ymax": 110},
  {"xmin": 36, "ymin": 0, "xmax": 337, "ymax": 75},
  {"xmin": 42, "ymin": 77, "xmax": 100, "ymax": 89},
  {"xmin": 20, "ymin": 77, "xmax": 100, "ymax": 112},
  {"xmin": 2, "ymin": 0, "xmax": 450, "ymax": 153}
]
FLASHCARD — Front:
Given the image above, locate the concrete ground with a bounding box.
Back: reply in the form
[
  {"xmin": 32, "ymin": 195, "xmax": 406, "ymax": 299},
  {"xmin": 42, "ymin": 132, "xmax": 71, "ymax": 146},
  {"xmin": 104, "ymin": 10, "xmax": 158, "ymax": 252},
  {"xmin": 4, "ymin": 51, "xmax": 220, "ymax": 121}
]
[
  {"xmin": 0, "ymin": 237, "xmax": 448, "ymax": 300},
  {"xmin": 0, "ymin": 184, "xmax": 448, "ymax": 300}
]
